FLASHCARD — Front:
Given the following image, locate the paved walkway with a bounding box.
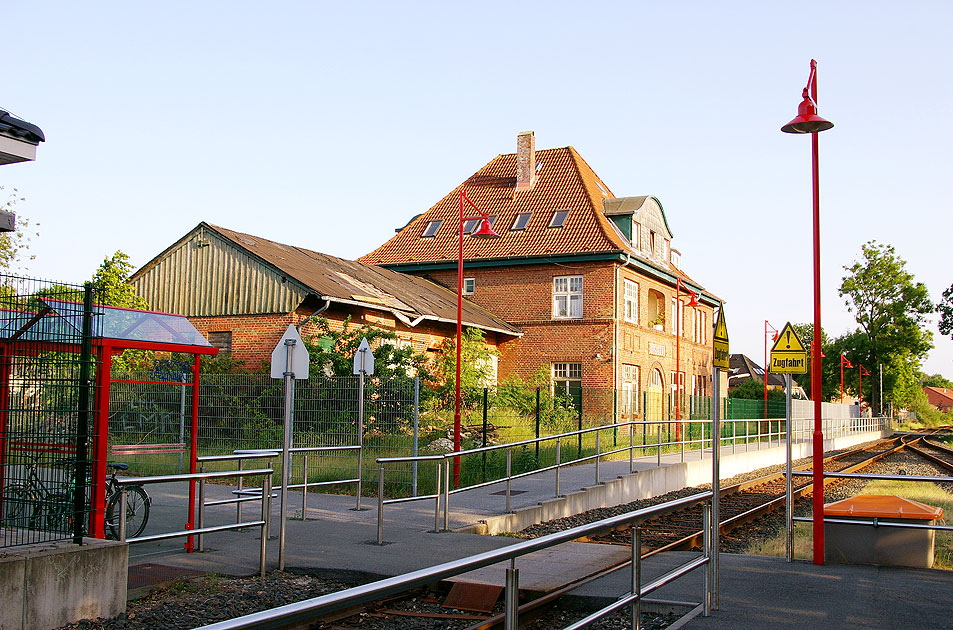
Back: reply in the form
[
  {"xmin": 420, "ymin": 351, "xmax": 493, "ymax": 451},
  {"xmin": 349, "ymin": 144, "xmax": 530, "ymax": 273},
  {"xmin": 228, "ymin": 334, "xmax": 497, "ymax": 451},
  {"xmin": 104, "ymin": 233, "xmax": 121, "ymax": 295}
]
[{"xmin": 124, "ymin": 431, "xmax": 953, "ymax": 628}]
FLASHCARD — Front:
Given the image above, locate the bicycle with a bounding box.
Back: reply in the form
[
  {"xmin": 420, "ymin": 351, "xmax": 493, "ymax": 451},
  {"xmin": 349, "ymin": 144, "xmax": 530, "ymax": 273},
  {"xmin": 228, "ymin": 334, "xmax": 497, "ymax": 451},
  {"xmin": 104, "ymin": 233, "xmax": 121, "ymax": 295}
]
[
  {"xmin": 103, "ymin": 462, "xmax": 151, "ymax": 539},
  {"xmin": 1, "ymin": 457, "xmax": 151, "ymax": 539}
]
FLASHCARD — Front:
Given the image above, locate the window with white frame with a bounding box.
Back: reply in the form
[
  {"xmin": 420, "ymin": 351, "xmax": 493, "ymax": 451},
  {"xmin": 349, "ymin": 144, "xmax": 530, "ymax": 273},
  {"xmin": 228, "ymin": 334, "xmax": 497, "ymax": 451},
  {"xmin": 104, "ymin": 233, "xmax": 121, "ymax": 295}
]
[
  {"xmin": 463, "ymin": 277, "xmax": 475, "ymax": 295},
  {"xmin": 553, "ymin": 275, "xmax": 583, "ymax": 319},
  {"xmin": 693, "ymin": 310, "xmax": 708, "ymax": 344},
  {"xmin": 621, "ymin": 364, "xmax": 640, "ymax": 416},
  {"xmin": 552, "ymin": 362, "xmax": 582, "ymax": 397},
  {"xmin": 624, "ymin": 279, "xmax": 639, "ymax": 323},
  {"xmin": 670, "ymin": 297, "xmax": 684, "ymax": 336},
  {"xmin": 632, "ymin": 221, "xmax": 641, "ymax": 250},
  {"xmin": 549, "ymin": 209, "xmax": 570, "ymax": 228},
  {"xmin": 670, "ymin": 370, "xmax": 685, "ymax": 393}
]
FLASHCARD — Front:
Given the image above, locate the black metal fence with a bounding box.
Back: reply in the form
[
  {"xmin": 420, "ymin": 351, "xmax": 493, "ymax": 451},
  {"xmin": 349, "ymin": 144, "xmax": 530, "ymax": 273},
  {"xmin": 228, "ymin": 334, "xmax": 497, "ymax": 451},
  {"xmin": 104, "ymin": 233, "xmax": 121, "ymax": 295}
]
[{"xmin": 0, "ymin": 276, "xmax": 98, "ymax": 548}]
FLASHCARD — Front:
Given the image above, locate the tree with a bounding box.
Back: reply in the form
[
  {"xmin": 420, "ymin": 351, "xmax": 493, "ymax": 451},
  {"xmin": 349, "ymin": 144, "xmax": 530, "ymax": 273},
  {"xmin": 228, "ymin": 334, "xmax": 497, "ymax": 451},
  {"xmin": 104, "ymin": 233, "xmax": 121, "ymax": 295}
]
[
  {"xmin": 922, "ymin": 373, "xmax": 953, "ymax": 389},
  {"xmin": 428, "ymin": 327, "xmax": 498, "ymax": 411},
  {"xmin": 728, "ymin": 378, "xmax": 785, "ymax": 401},
  {"xmin": 302, "ymin": 316, "xmax": 428, "ymax": 380},
  {"xmin": 939, "ymin": 284, "xmax": 953, "ymax": 341},
  {"xmin": 839, "ymin": 241, "xmax": 933, "ymax": 408},
  {"xmin": 0, "ymin": 186, "xmax": 39, "ymax": 271},
  {"xmin": 91, "ymin": 251, "xmax": 151, "ymax": 371},
  {"xmin": 92, "ymin": 251, "xmax": 147, "ymax": 309}
]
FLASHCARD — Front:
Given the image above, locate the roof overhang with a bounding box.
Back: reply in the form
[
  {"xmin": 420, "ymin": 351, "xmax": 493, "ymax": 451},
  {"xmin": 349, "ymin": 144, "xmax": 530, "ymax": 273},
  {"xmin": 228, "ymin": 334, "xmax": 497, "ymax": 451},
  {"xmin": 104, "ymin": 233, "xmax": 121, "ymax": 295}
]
[
  {"xmin": 0, "ymin": 111, "xmax": 44, "ymax": 165},
  {"xmin": 0, "ymin": 133, "xmax": 37, "ymax": 165}
]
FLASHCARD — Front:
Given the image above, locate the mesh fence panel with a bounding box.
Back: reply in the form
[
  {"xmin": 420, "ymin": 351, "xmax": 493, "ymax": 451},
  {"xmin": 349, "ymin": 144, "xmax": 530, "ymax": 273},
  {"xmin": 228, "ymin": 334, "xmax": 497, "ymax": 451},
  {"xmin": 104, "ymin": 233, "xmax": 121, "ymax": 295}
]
[{"xmin": 0, "ymin": 276, "xmax": 98, "ymax": 548}]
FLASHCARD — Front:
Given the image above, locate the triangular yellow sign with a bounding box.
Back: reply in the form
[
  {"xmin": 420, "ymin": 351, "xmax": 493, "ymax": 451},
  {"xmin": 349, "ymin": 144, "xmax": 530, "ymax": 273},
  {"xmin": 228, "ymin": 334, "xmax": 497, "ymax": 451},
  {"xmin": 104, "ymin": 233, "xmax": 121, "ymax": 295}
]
[
  {"xmin": 713, "ymin": 307, "xmax": 728, "ymax": 343},
  {"xmin": 770, "ymin": 322, "xmax": 806, "ymax": 353}
]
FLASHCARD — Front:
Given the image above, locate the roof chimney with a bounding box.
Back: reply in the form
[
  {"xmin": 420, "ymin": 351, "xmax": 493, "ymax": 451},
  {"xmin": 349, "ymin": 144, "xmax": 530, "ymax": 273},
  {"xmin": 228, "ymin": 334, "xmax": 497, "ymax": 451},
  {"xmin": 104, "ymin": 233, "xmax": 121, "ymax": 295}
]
[{"xmin": 515, "ymin": 130, "xmax": 536, "ymax": 191}]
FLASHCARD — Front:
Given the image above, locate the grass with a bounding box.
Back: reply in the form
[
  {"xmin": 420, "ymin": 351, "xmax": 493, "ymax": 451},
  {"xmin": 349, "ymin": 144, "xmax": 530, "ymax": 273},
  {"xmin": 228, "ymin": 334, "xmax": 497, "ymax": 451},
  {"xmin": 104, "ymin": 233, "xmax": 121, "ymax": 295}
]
[
  {"xmin": 744, "ymin": 480, "xmax": 953, "ymax": 569},
  {"xmin": 110, "ymin": 412, "xmax": 781, "ymax": 499}
]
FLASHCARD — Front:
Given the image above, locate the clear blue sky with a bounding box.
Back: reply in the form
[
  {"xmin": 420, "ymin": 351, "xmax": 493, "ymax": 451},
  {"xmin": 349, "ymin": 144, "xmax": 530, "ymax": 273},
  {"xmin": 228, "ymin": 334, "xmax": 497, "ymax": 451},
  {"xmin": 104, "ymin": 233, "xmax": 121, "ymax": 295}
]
[{"xmin": 2, "ymin": 1, "xmax": 951, "ymax": 376}]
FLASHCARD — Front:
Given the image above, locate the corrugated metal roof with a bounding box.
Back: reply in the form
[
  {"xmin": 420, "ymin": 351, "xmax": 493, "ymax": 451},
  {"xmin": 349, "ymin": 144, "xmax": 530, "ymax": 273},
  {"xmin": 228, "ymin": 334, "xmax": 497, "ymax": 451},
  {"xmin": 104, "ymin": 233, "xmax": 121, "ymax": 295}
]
[{"xmin": 132, "ymin": 223, "xmax": 520, "ymax": 337}]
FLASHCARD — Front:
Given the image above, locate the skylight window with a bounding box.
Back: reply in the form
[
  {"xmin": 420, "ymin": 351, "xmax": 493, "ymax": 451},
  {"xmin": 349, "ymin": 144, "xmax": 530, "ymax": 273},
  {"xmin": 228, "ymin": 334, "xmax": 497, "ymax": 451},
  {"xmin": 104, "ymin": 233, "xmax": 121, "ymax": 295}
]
[
  {"xmin": 548, "ymin": 210, "xmax": 570, "ymax": 228},
  {"xmin": 535, "ymin": 161, "xmax": 543, "ymax": 173},
  {"xmin": 511, "ymin": 212, "xmax": 533, "ymax": 231},
  {"xmin": 595, "ymin": 180, "xmax": 608, "ymax": 196},
  {"xmin": 421, "ymin": 220, "xmax": 442, "ymax": 238}
]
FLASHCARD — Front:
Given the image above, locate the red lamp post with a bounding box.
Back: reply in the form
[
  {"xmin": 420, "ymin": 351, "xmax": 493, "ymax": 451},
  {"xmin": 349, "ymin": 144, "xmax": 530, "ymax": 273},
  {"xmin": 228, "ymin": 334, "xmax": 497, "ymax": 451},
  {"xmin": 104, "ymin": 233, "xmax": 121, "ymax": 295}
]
[
  {"xmin": 453, "ymin": 189, "xmax": 499, "ymax": 488},
  {"xmin": 840, "ymin": 354, "xmax": 853, "ymax": 402},
  {"xmin": 674, "ymin": 278, "xmax": 699, "ymax": 438},
  {"xmin": 781, "ymin": 59, "xmax": 834, "ymax": 565},
  {"xmin": 764, "ymin": 321, "xmax": 778, "ymax": 419}
]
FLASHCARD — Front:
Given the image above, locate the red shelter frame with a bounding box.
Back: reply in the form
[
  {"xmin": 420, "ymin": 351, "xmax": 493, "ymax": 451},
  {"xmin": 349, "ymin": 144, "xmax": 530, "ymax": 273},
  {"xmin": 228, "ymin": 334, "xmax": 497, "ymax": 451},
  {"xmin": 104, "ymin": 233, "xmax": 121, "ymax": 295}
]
[{"xmin": 0, "ymin": 300, "xmax": 217, "ymax": 542}]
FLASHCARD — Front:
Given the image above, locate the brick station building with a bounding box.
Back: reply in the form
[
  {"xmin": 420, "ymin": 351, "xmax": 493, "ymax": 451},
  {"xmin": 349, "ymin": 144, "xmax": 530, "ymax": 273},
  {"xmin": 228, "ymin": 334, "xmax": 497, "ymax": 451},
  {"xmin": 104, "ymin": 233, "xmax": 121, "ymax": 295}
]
[{"xmin": 360, "ymin": 132, "xmax": 723, "ymax": 419}]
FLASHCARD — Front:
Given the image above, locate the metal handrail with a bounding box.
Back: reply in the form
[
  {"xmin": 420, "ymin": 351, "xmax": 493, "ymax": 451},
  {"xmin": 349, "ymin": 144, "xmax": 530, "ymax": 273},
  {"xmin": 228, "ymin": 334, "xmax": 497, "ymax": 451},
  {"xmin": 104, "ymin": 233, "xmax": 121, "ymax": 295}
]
[
  {"xmin": 194, "ymin": 490, "xmax": 714, "ymax": 630},
  {"xmin": 793, "ymin": 516, "xmax": 953, "ymax": 532},
  {"xmin": 375, "ymin": 415, "xmax": 891, "ymax": 543},
  {"xmin": 115, "ymin": 467, "xmax": 272, "ymax": 577}
]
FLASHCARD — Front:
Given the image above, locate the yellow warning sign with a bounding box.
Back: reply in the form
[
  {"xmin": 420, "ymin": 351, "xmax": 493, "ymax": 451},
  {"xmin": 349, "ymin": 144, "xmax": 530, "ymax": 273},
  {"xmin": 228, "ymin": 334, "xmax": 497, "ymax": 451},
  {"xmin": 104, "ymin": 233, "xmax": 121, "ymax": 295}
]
[
  {"xmin": 770, "ymin": 322, "xmax": 806, "ymax": 354},
  {"xmin": 712, "ymin": 307, "xmax": 729, "ymax": 371},
  {"xmin": 770, "ymin": 322, "xmax": 808, "ymax": 374}
]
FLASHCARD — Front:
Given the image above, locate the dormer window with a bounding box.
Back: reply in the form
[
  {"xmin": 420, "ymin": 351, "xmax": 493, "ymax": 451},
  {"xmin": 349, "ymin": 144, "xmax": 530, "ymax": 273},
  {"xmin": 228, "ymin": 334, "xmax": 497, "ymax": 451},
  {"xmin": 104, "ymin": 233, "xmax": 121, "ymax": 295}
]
[
  {"xmin": 421, "ymin": 220, "xmax": 442, "ymax": 238},
  {"xmin": 549, "ymin": 209, "xmax": 570, "ymax": 228},
  {"xmin": 670, "ymin": 249, "xmax": 681, "ymax": 269},
  {"xmin": 511, "ymin": 212, "xmax": 533, "ymax": 231}
]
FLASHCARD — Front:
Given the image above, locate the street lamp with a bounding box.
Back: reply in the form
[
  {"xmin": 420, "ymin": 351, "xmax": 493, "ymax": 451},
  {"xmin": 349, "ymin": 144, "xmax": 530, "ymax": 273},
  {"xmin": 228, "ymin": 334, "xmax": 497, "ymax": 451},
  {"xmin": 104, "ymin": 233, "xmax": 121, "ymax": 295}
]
[
  {"xmin": 764, "ymin": 321, "xmax": 778, "ymax": 419},
  {"xmin": 674, "ymin": 278, "xmax": 699, "ymax": 438},
  {"xmin": 840, "ymin": 354, "xmax": 853, "ymax": 402},
  {"xmin": 453, "ymin": 189, "xmax": 499, "ymax": 488},
  {"xmin": 781, "ymin": 58, "xmax": 834, "ymax": 565}
]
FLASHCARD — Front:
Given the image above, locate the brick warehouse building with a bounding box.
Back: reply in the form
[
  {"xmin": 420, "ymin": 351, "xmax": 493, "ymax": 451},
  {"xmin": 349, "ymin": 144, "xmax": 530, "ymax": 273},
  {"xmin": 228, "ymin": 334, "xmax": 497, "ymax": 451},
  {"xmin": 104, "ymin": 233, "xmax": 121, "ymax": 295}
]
[
  {"xmin": 360, "ymin": 131, "xmax": 724, "ymax": 420},
  {"xmin": 130, "ymin": 223, "xmax": 520, "ymax": 371}
]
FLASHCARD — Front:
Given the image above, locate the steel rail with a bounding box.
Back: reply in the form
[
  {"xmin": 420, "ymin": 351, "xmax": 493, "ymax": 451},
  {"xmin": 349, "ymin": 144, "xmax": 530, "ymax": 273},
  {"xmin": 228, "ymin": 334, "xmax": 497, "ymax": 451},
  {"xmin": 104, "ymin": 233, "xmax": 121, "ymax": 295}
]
[{"xmin": 193, "ymin": 491, "xmax": 713, "ymax": 630}]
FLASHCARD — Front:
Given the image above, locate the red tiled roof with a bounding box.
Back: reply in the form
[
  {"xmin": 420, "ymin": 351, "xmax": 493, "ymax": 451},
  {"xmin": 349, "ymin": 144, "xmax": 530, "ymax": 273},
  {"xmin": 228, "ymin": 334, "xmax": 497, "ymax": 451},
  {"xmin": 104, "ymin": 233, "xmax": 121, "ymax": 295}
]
[
  {"xmin": 360, "ymin": 147, "xmax": 632, "ymax": 265},
  {"xmin": 924, "ymin": 386, "xmax": 953, "ymax": 405}
]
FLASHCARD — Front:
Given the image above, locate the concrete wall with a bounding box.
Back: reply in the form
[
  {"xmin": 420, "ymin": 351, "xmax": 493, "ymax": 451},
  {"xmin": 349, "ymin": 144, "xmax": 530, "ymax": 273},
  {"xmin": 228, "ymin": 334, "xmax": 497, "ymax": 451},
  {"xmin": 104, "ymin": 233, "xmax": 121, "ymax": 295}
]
[
  {"xmin": 465, "ymin": 429, "xmax": 890, "ymax": 535},
  {"xmin": 0, "ymin": 538, "xmax": 127, "ymax": 630}
]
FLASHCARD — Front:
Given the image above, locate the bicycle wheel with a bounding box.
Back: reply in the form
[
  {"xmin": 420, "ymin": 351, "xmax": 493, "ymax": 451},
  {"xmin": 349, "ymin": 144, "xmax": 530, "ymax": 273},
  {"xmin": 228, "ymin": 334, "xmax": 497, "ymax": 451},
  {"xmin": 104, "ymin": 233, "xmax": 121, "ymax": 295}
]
[
  {"xmin": 2, "ymin": 484, "xmax": 39, "ymax": 529},
  {"xmin": 105, "ymin": 485, "xmax": 150, "ymax": 539}
]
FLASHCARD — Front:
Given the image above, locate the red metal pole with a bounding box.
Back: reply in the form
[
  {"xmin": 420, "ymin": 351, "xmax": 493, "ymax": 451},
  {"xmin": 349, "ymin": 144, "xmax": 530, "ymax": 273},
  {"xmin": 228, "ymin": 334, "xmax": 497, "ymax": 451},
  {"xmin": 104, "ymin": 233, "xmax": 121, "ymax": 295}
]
[
  {"xmin": 453, "ymin": 191, "xmax": 464, "ymax": 488},
  {"xmin": 840, "ymin": 356, "xmax": 844, "ymax": 402},
  {"xmin": 186, "ymin": 354, "xmax": 201, "ymax": 551},
  {"xmin": 809, "ymin": 59, "xmax": 825, "ymax": 566},
  {"xmin": 675, "ymin": 279, "xmax": 681, "ymax": 425},
  {"xmin": 92, "ymin": 345, "xmax": 112, "ymax": 539}
]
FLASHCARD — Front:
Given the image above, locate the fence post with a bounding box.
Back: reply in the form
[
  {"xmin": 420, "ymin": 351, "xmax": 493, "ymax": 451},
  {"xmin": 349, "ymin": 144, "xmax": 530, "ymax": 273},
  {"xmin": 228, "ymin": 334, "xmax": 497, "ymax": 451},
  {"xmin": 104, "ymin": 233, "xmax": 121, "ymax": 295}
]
[
  {"xmin": 73, "ymin": 282, "xmax": 94, "ymax": 545},
  {"xmin": 236, "ymin": 459, "xmax": 244, "ymax": 524},
  {"xmin": 631, "ymin": 524, "xmax": 641, "ymax": 628},
  {"xmin": 577, "ymin": 399, "xmax": 583, "ymax": 458},
  {"xmin": 482, "ymin": 388, "xmax": 488, "ymax": 483},
  {"xmin": 198, "ymin": 465, "xmax": 205, "ymax": 552},
  {"xmin": 377, "ymin": 464, "xmax": 385, "ymax": 545},
  {"xmin": 301, "ymin": 455, "xmax": 308, "ymax": 520},
  {"xmin": 555, "ymin": 440, "xmax": 561, "ymax": 497},
  {"xmin": 413, "ymin": 376, "xmax": 419, "ymax": 496},
  {"xmin": 260, "ymin": 473, "xmax": 270, "ymax": 577},
  {"xmin": 595, "ymin": 432, "xmax": 600, "ymax": 485},
  {"xmin": 505, "ymin": 449, "xmax": 512, "ymax": 513},
  {"xmin": 535, "ymin": 388, "xmax": 541, "ymax": 465}
]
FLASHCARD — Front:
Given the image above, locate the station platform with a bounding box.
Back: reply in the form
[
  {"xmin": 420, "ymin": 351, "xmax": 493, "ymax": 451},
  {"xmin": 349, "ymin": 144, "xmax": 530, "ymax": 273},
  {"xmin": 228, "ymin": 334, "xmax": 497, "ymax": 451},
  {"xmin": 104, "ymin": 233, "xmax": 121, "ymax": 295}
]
[{"xmin": 122, "ymin": 429, "xmax": 953, "ymax": 627}]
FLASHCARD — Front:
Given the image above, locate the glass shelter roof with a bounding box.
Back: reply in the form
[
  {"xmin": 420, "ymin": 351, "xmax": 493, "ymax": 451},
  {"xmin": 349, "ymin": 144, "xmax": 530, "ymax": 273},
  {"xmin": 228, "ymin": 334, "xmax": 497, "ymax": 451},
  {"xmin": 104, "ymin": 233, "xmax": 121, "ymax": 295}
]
[{"xmin": 0, "ymin": 299, "xmax": 211, "ymax": 347}]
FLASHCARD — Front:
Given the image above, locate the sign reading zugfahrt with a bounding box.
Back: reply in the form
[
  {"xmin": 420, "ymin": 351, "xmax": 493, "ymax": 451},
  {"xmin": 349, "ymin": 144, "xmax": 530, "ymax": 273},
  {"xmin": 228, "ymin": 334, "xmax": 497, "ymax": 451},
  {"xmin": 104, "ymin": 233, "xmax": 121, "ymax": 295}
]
[
  {"xmin": 712, "ymin": 306, "xmax": 729, "ymax": 370},
  {"xmin": 769, "ymin": 321, "xmax": 808, "ymax": 373}
]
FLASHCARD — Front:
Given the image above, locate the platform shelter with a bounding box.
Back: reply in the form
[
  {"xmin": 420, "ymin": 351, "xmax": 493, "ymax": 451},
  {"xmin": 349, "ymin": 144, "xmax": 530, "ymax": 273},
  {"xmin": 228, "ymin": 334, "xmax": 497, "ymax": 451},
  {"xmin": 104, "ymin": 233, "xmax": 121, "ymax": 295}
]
[{"xmin": 0, "ymin": 294, "xmax": 216, "ymax": 540}]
